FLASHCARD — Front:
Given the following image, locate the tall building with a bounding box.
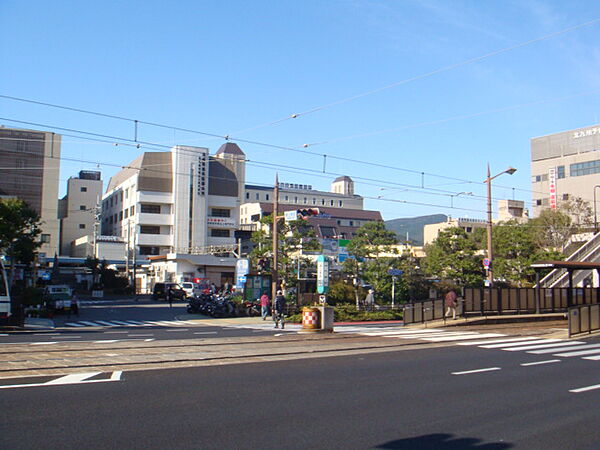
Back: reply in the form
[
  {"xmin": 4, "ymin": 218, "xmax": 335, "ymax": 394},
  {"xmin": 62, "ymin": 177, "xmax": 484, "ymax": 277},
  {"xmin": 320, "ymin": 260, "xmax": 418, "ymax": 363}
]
[
  {"xmin": 0, "ymin": 127, "xmax": 61, "ymax": 258},
  {"xmin": 101, "ymin": 143, "xmax": 245, "ymax": 287},
  {"xmin": 58, "ymin": 170, "xmax": 103, "ymax": 256},
  {"xmin": 531, "ymin": 124, "xmax": 600, "ymax": 217}
]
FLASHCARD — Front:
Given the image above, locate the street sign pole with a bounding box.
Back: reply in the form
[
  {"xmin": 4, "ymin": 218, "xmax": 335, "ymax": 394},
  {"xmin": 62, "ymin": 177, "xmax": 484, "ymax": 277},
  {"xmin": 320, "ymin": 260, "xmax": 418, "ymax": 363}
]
[
  {"xmin": 317, "ymin": 255, "xmax": 330, "ymax": 304},
  {"xmin": 392, "ymin": 276, "xmax": 396, "ymax": 308}
]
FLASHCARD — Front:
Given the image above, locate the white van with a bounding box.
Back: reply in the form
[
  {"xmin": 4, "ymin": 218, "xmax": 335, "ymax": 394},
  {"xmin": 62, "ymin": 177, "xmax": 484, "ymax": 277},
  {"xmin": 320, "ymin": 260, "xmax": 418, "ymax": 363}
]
[
  {"xmin": 0, "ymin": 259, "xmax": 11, "ymax": 320},
  {"xmin": 43, "ymin": 285, "xmax": 72, "ymax": 311}
]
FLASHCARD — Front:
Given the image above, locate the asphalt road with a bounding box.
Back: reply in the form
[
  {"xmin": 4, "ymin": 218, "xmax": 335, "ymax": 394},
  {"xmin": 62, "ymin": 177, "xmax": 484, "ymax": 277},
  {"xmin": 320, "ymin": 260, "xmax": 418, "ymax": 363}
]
[
  {"xmin": 3, "ymin": 342, "xmax": 600, "ymax": 449},
  {"xmin": 0, "ymin": 299, "xmax": 282, "ymax": 344}
]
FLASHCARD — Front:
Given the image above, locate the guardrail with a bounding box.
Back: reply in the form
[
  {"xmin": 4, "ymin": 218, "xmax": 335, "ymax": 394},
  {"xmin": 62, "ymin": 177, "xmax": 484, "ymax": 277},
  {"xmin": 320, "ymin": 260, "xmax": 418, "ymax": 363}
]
[
  {"xmin": 568, "ymin": 303, "xmax": 600, "ymax": 337},
  {"xmin": 403, "ymin": 299, "xmax": 445, "ymax": 325}
]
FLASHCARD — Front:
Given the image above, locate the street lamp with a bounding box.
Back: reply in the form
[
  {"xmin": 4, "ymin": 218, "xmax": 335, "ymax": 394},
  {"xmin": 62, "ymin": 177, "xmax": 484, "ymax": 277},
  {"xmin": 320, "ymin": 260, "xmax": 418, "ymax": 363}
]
[
  {"xmin": 484, "ymin": 165, "xmax": 517, "ymax": 286},
  {"xmin": 594, "ymin": 185, "xmax": 600, "ymax": 233},
  {"xmin": 450, "ymin": 191, "xmax": 473, "ymax": 208}
]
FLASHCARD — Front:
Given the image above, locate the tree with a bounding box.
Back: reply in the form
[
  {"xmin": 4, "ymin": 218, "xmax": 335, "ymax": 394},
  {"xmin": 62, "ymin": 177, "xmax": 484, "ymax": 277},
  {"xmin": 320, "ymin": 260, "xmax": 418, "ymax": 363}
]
[
  {"xmin": 0, "ymin": 198, "xmax": 42, "ymax": 287},
  {"xmin": 249, "ymin": 215, "xmax": 321, "ymax": 290},
  {"xmin": 343, "ymin": 222, "xmax": 398, "ymax": 306},
  {"xmin": 422, "ymin": 227, "xmax": 484, "ymax": 287}
]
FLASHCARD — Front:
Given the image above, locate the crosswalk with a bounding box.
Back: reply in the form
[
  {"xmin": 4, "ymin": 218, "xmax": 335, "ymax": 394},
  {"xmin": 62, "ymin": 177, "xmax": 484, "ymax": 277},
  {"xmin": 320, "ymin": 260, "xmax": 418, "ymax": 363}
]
[
  {"xmin": 335, "ymin": 326, "xmax": 600, "ymax": 362},
  {"xmin": 63, "ymin": 319, "xmax": 199, "ymax": 328}
]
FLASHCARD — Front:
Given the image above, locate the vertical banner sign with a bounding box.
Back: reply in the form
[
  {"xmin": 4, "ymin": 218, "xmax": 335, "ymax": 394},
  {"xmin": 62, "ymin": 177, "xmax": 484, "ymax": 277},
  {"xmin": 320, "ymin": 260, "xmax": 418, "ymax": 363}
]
[
  {"xmin": 317, "ymin": 255, "xmax": 330, "ymax": 294},
  {"xmin": 235, "ymin": 258, "xmax": 250, "ymax": 290},
  {"xmin": 548, "ymin": 167, "xmax": 557, "ymax": 209}
]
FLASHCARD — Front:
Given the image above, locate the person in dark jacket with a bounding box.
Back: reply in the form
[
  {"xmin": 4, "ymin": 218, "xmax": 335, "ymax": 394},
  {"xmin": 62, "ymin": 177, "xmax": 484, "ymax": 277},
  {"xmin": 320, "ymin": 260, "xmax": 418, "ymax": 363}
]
[{"xmin": 273, "ymin": 290, "xmax": 286, "ymax": 329}]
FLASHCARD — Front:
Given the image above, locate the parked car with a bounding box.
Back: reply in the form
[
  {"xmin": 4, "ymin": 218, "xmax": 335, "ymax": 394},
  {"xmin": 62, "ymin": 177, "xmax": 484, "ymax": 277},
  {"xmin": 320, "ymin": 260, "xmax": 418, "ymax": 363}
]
[
  {"xmin": 43, "ymin": 285, "xmax": 72, "ymax": 311},
  {"xmin": 152, "ymin": 282, "xmax": 186, "ymax": 301},
  {"xmin": 180, "ymin": 282, "xmax": 201, "ymax": 298}
]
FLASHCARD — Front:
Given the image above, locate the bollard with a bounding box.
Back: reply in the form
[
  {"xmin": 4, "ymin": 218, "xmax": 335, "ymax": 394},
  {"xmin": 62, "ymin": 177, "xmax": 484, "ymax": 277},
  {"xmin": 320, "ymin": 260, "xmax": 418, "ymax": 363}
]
[{"xmin": 301, "ymin": 307, "xmax": 321, "ymax": 332}]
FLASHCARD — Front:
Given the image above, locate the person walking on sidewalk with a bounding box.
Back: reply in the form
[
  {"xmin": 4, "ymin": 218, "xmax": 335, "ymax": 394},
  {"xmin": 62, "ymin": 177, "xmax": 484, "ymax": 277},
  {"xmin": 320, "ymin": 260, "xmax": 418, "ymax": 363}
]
[
  {"xmin": 444, "ymin": 289, "xmax": 458, "ymax": 320},
  {"xmin": 273, "ymin": 290, "xmax": 286, "ymax": 329},
  {"xmin": 260, "ymin": 292, "xmax": 270, "ymax": 320}
]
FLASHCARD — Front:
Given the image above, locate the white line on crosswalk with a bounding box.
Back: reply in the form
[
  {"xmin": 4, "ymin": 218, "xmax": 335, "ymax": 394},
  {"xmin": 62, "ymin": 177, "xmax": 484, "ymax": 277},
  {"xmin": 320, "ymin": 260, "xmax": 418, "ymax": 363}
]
[
  {"xmin": 527, "ymin": 343, "xmax": 600, "ymax": 354},
  {"xmin": 31, "ymin": 342, "xmax": 58, "ymax": 345},
  {"xmin": 479, "ymin": 339, "xmax": 561, "ymax": 349},
  {"xmin": 80, "ymin": 321, "xmax": 102, "ymax": 327},
  {"xmin": 503, "ymin": 341, "xmax": 583, "ymax": 352},
  {"xmin": 64, "ymin": 322, "xmax": 86, "ymax": 327},
  {"xmin": 570, "ymin": 383, "xmax": 600, "ymax": 393},
  {"xmin": 95, "ymin": 320, "xmax": 118, "ymax": 326},
  {"xmin": 555, "ymin": 348, "xmax": 600, "ymax": 357},
  {"xmin": 123, "ymin": 320, "xmax": 144, "ymax": 325},
  {"xmin": 458, "ymin": 337, "xmax": 536, "ymax": 346},
  {"xmin": 424, "ymin": 333, "xmax": 506, "ymax": 342},
  {"xmin": 94, "ymin": 340, "xmax": 118, "ymax": 343}
]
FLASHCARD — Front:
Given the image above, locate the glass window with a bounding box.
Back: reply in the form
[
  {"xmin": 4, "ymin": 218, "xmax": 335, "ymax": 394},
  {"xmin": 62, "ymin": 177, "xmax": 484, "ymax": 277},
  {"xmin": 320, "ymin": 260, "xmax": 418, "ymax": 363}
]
[
  {"xmin": 140, "ymin": 225, "xmax": 160, "ymax": 234},
  {"xmin": 79, "ymin": 224, "xmax": 86, "ymax": 229},
  {"xmin": 119, "ymin": 211, "xmax": 123, "ymax": 221},
  {"xmin": 246, "ymin": 192, "xmax": 250, "ymax": 200},
  {"xmin": 210, "ymin": 229, "xmax": 230, "ymax": 237},
  {"xmin": 141, "ymin": 204, "xmax": 161, "ymax": 214},
  {"xmin": 571, "ymin": 159, "xmax": 600, "ymax": 177},
  {"xmin": 124, "ymin": 209, "xmax": 129, "ymax": 218},
  {"xmin": 41, "ymin": 234, "xmax": 51, "ymax": 243},
  {"xmin": 557, "ymin": 166, "xmax": 565, "ymax": 179},
  {"xmin": 130, "ymin": 205, "xmax": 135, "ymax": 215},
  {"xmin": 256, "ymin": 193, "xmax": 259, "ymax": 200},
  {"xmin": 80, "ymin": 205, "xmax": 86, "ymax": 210},
  {"xmin": 266, "ymin": 194, "xmax": 270, "ymax": 201},
  {"xmin": 211, "ymin": 208, "xmax": 230, "ymax": 217},
  {"xmin": 80, "ymin": 187, "xmax": 87, "ymax": 192}
]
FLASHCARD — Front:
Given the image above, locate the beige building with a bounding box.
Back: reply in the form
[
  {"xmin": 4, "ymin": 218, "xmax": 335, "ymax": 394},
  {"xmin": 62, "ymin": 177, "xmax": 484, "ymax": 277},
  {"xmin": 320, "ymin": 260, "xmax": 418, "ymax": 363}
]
[
  {"xmin": 0, "ymin": 127, "xmax": 61, "ymax": 258},
  {"xmin": 244, "ymin": 176, "xmax": 363, "ymax": 212},
  {"xmin": 531, "ymin": 123, "xmax": 600, "ymax": 217},
  {"xmin": 58, "ymin": 170, "xmax": 103, "ymax": 256}
]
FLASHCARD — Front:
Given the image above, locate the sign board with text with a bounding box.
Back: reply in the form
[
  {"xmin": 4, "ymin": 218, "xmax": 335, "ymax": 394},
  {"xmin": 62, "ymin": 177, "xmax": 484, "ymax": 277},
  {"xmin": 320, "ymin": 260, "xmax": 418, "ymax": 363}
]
[{"xmin": 317, "ymin": 255, "xmax": 330, "ymax": 294}]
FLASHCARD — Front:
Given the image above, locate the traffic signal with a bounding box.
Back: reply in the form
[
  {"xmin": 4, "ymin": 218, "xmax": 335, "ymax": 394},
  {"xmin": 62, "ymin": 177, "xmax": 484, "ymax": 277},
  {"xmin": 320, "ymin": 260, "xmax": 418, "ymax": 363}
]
[{"xmin": 297, "ymin": 208, "xmax": 320, "ymax": 220}]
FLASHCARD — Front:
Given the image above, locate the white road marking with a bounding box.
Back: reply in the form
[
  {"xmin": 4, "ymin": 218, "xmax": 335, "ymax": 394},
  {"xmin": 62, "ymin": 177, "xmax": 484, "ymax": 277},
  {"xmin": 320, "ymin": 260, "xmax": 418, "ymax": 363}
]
[
  {"xmin": 110, "ymin": 320, "xmax": 134, "ymax": 326},
  {"xmin": 452, "ymin": 367, "xmax": 501, "ymax": 375},
  {"xmin": 503, "ymin": 341, "xmax": 583, "ymax": 352},
  {"xmin": 144, "ymin": 338, "xmax": 155, "ymax": 342},
  {"xmin": 80, "ymin": 321, "xmax": 103, "ymax": 327},
  {"xmin": 0, "ymin": 371, "xmax": 123, "ymax": 389},
  {"xmin": 104, "ymin": 331, "xmax": 129, "ymax": 334},
  {"xmin": 54, "ymin": 336, "xmax": 82, "ymax": 339},
  {"xmin": 424, "ymin": 333, "xmax": 506, "ymax": 342},
  {"xmin": 165, "ymin": 329, "xmax": 189, "ymax": 332},
  {"xmin": 127, "ymin": 334, "xmax": 154, "ymax": 337},
  {"xmin": 33, "ymin": 333, "xmax": 60, "ymax": 336},
  {"xmin": 274, "ymin": 333, "xmax": 284, "ymax": 337},
  {"xmin": 31, "ymin": 342, "xmax": 58, "ymax": 345},
  {"xmin": 570, "ymin": 384, "xmax": 600, "ymax": 393},
  {"xmin": 479, "ymin": 339, "xmax": 561, "ymax": 349},
  {"xmin": 194, "ymin": 331, "xmax": 217, "ymax": 335},
  {"xmin": 65, "ymin": 322, "xmax": 86, "ymax": 327},
  {"xmin": 529, "ymin": 343, "xmax": 600, "ymax": 354},
  {"xmin": 93, "ymin": 320, "xmax": 118, "ymax": 326},
  {"xmin": 123, "ymin": 320, "xmax": 144, "ymax": 325},
  {"xmin": 554, "ymin": 348, "xmax": 600, "ymax": 357},
  {"xmin": 458, "ymin": 337, "xmax": 538, "ymax": 346},
  {"xmin": 521, "ymin": 359, "xmax": 561, "ymax": 366},
  {"xmin": 94, "ymin": 340, "xmax": 118, "ymax": 343}
]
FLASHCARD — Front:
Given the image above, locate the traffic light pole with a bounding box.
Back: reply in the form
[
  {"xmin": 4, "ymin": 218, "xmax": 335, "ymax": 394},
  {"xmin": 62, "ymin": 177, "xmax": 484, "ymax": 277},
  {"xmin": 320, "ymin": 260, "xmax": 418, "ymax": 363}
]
[{"xmin": 272, "ymin": 175, "xmax": 279, "ymax": 302}]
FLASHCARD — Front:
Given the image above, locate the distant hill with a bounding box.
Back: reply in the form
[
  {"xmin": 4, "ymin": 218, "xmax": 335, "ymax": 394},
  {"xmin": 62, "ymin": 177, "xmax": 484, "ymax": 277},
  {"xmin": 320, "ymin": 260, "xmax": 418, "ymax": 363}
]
[{"xmin": 385, "ymin": 214, "xmax": 447, "ymax": 246}]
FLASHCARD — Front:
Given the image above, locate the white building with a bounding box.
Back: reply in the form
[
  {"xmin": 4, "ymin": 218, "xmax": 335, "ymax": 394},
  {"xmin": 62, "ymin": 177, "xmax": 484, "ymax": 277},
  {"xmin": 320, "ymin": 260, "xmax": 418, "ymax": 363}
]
[
  {"xmin": 58, "ymin": 170, "xmax": 103, "ymax": 256},
  {"xmin": 100, "ymin": 143, "xmax": 245, "ymax": 287}
]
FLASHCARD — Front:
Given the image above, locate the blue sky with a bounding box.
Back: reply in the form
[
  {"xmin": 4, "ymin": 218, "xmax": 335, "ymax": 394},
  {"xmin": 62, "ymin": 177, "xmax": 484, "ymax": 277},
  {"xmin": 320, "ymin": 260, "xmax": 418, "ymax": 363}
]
[{"xmin": 1, "ymin": 1, "xmax": 600, "ymax": 221}]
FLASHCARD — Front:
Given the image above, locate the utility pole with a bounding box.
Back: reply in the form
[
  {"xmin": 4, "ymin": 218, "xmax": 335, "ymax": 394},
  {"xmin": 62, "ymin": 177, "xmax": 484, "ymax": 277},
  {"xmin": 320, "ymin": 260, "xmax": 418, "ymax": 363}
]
[
  {"xmin": 272, "ymin": 174, "xmax": 279, "ymax": 302},
  {"xmin": 132, "ymin": 222, "xmax": 137, "ymax": 294}
]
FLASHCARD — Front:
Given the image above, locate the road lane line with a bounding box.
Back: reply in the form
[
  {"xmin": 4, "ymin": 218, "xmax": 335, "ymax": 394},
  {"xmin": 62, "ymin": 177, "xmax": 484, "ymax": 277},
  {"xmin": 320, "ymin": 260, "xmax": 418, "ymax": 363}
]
[
  {"xmin": 104, "ymin": 331, "xmax": 129, "ymax": 334},
  {"xmin": 144, "ymin": 339, "xmax": 155, "ymax": 342},
  {"xmin": 479, "ymin": 339, "xmax": 560, "ymax": 349},
  {"xmin": 503, "ymin": 341, "xmax": 583, "ymax": 352},
  {"xmin": 110, "ymin": 320, "xmax": 134, "ymax": 326},
  {"xmin": 54, "ymin": 336, "xmax": 82, "ymax": 339},
  {"xmin": 458, "ymin": 337, "xmax": 537, "ymax": 346},
  {"xmin": 93, "ymin": 340, "xmax": 118, "ymax": 343},
  {"xmin": 31, "ymin": 342, "xmax": 58, "ymax": 345},
  {"xmin": 110, "ymin": 371, "xmax": 123, "ymax": 381},
  {"xmin": 194, "ymin": 331, "xmax": 218, "ymax": 335},
  {"xmin": 33, "ymin": 333, "xmax": 60, "ymax": 336},
  {"xmin": 529, "ymin": 343, "xmax": 600, "ymax": 354},
  {"xmin": 65, "ymin": 322, "xmax": 86, "ymax": 327},
  {"xmin": 127, "ymin": 334, "xmax": 154, "ymax": 337},
  {"xmin": 452, "ymin": 367, "xmax": 501, "ymax": 375},
  {"xmin": 165, "ymin": 329, "xmax": 189, "ymax": 332},
  {"xmin": 80, "ymin": 321, "xmax": 104, "ymax": 327},
  {"xmin": 123, "ymin": 320, "xmax": 144, "ymax": 325},
  {"xmin": 570, "ymin": 384, "xmax": 600, "ymax": 393},
  {"xmin": 521, "ymin": 359, "xmax": 561, "ymax": 366}
]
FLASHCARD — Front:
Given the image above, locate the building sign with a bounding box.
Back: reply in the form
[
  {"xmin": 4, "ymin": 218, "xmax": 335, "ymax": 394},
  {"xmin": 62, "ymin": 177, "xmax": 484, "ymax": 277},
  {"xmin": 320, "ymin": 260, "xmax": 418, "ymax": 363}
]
[
  {"xmin": 207, "ymin": 217, "xmax": 236, "ymax": 228},
  {"xmin": 573, "ymin": 127, "xmax": 600, "ymax": 139},
  {"xmin": 235, "ymin": 258, "xmax": 250, "ymax": 290},
  {"xmin": 548, "ymin": 167, "xmax": 557, "ymax": 209}
]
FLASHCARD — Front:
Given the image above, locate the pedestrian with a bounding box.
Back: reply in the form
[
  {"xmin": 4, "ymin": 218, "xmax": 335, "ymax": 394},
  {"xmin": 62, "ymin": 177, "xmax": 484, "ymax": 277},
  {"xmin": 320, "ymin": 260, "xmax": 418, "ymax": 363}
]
[
  {"xmin": 70, "ymin": 290, "xmax": 79, "ymax": 317},
  {"xmin": 167, "ymin": 287, "xmax": 173, "ymax": 308},
  {"xmin": 364, "ymin": 289, "xmax": 375, "ymax": 311},
  {"xmin": 260, "ymin": 291, "xmax": 270, "ymax": 320},
  {"xmin": 273, "ymin": 290, "xmax": 286, "ymax": 329},
  {"xmin": 445, "ymin": 289, "xmax": 458, "ymax": 320}
]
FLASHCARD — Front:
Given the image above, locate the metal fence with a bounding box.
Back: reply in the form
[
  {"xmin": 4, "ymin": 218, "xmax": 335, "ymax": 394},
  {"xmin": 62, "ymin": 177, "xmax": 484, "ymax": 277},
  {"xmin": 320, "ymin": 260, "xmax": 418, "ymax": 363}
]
[
  {"xmin": 568, "ymin": 303, "xmax": 600, "ymax": 337},
  {"xmin": 403, "ymin": 287, "xmax": 600, "ymax": 325}
]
